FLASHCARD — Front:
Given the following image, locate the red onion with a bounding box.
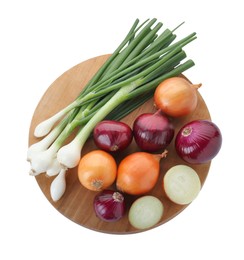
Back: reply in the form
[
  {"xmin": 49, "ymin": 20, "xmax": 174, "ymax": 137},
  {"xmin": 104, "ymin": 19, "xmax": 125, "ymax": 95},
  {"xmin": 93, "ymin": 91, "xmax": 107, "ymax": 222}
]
[
  {"xmin": 93, "ymin": 190, "xmax": 126, "ymax": 222},
  {"xmin": 175, "ymin": 120, "xmax": 222, "ymax": 164},
  {"xmin": 133, "ymin": 110, "xmax": 174, "ymax": 152},
  {"xmin": 93, "ymin": 120, "xmax": 133, "ymax": 152}
]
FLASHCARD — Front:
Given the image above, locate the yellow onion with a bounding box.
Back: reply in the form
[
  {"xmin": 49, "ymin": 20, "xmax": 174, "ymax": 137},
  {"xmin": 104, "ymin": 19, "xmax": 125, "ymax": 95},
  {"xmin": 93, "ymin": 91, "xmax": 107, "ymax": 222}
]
[{"xmin": 154, "ymin": 77, "xmax": 201, "ymax": 117}]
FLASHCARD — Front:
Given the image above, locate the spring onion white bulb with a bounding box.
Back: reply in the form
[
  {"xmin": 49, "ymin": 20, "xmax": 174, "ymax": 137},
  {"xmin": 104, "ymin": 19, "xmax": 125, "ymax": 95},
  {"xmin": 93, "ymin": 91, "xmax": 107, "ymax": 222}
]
[
  {"xmin": 29, "ymin": 147, "xmax": 57, "ymax": 175},
  {"xmin": 34, "ymin": 112, "xmax": 66, "ymax": 138},
  {"xmin": 57, "ymin": 141, "xmax": 82, "ymax": 168},
  {"xmin": 46, "ymin": 158, "xmax": 62, "ymax": 177},
  {"xmin": 50, "ymin": 168, "xmax": 67, "ymax": 202},
  {"xmin": 34, "ymin": 99, "xmax": 80, "ymax": 138},
  {"xmin": 27, "ymin": 127, "xmax": 61, "ymax": 161},
  {"xmin": 27, "ymin": 143, "xmax": 45, "ymax": 162}
]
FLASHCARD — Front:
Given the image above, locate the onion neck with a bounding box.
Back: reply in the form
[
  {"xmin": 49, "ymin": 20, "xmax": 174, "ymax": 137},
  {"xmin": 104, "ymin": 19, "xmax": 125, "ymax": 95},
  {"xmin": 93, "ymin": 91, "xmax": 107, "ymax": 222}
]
[
  {"xmin": 153, "ymin": 150, "xmax": 168, "ymax": 161},
  {"xmin": 192, "ymin": 83, "xmax": 202, "ymax": 89}
]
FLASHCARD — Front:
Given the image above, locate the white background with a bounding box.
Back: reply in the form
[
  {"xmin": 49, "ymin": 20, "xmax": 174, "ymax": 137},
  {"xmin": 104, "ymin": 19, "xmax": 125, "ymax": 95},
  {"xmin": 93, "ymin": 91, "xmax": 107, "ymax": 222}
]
[{"xmin": 1, "ymin": 0, "xmax": 243, "ymax": 259}]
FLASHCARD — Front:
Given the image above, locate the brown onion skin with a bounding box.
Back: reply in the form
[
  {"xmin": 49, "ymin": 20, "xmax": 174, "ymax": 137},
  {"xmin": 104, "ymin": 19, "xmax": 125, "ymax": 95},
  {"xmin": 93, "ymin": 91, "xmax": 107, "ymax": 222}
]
[
  {"xmin": 175, "ymin": 120, "xmax": 222, "ymax": 164},
  {"xmin": 133, "ymin": 111, "xmax": 174, "ymax": 152},
  {"xmin": 154, "ymin": 77, "xmax": 201, "ymax": 117},
  {"xmin": 93, "ymin": 120, "xmax": 133, "ymax": 152},
  {"xmin": 93, "ymin": 190, "xmax": 126, "ymax": 222}
]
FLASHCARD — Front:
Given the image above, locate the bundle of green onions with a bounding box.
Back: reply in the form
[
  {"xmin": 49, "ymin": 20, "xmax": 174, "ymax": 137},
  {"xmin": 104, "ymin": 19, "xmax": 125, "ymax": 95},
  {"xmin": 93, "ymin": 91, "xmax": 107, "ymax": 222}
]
[{"xmin": 28, "ymin": 18, "xmax": 197, "ymax": 201}]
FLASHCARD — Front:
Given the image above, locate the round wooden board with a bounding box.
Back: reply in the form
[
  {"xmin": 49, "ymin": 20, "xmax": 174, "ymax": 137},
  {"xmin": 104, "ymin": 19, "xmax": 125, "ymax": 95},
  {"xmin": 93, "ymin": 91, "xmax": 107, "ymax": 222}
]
[{"xmin": 29, "ymin": 54, "xmax": 211, "ymax": 234}]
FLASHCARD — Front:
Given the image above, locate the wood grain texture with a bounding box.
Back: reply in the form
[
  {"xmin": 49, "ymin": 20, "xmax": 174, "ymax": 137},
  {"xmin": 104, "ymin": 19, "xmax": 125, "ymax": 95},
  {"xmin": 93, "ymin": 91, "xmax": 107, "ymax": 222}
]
[{"xmin": 28, "ymin": 54, "xmax": 211, "ymax": 234}]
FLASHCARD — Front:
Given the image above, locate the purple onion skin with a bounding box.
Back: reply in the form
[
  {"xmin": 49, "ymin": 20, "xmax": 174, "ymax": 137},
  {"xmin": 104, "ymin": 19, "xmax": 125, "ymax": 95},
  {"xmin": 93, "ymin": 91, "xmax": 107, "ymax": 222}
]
[
  {"xmin": 133, "ymin": 112, "xmax": 174, "ymax": 152},
  {"xmin": 175, "ymin": 120, "xmax": 222, "ymax": 164},
  {"xmin": 93, "ymin": 120, "xmax": 133, "ymax": 152},
  {"xmin": 93, "ymin": 190, "xmax": 126, "ymax": 222}
]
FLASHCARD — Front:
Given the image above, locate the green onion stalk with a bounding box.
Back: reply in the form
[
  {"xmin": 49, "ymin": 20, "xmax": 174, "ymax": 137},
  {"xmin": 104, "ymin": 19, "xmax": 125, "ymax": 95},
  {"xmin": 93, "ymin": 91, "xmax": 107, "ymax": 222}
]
[{"xmin": 28, "ymin": 18, "xmax": 197, "ymax": 201}]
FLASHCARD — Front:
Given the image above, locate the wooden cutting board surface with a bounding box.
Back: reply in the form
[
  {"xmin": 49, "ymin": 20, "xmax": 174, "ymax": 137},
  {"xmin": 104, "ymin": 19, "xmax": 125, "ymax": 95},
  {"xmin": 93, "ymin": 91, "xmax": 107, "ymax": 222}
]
[{"xmin": 28, "ymin": 54, "xmax": 211, "ymax": 234}]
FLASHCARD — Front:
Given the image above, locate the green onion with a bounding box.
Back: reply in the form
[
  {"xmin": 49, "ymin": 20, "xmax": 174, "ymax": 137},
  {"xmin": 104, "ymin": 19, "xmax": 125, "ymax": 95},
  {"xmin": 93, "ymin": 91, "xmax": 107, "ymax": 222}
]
[{"xmin": 28, "ymin": 18, "xmax": 197, "ymax": 201}]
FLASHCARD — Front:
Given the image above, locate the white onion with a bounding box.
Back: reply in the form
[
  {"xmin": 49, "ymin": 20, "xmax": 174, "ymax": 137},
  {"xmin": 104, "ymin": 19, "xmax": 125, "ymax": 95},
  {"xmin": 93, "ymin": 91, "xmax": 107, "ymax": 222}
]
[
  {"xmin": 163, "ymin": 165, "xmax": 201, "ymax": 205},
  {"xmin": 128, "ymin": 196, "xmax": 164, "ymax": 230}
]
